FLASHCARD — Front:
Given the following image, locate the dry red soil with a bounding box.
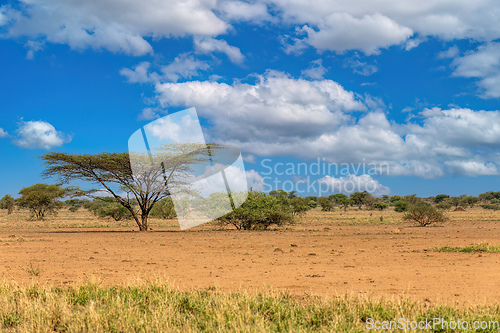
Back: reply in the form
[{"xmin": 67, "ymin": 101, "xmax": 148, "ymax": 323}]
[{"xmin": 1, "ymin": 216, "xmax": 499, "ymax": 306}]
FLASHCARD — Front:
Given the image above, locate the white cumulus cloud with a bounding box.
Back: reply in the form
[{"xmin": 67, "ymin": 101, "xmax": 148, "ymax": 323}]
[
  {"xmin": 154, "ymin": 70, "xmax": 367, "ymax": 145},
  {"xmin": 301, "ymin": 59, "xmax": 327, "ymax": 79},
  {"xmin": 318, "ymin": 174, "xmax": 391, "ymax": 197},
  {"xmin": 452, "ymin": 42, "xmax": 500, "ymax": 98},
  {"xmin": 161, "ymin": 54, "xmax": 211, "ymax": 82},
  {"xmin": 246, "ymin": 169, "xmax": 265, "ymax": 191},
  {"xmin": 137, "ymin": 69, "xmax": 500, "ymax": 178},
  {"xmin": 3, "ymin": 0, "xmax": 228, "ymax": 56},
  {"xmin": 14, "ymin": 120, "xmax": 71, "ymax": 149},
  {"xmin": 194, "ymin": 37, "xmax": 245, "ymax": 64},
  {"xmin": 302, "ymin": 13, "xmax": 413, "ymax": 55},
  {"xmin": 0, "ymin": 128, "xmax": 8, "ymax": 138}
]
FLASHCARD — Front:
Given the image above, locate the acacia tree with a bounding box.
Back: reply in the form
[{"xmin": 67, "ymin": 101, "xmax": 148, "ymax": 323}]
[
  {"xmin": 17, "ymin": 184, "xmax": 66, "ymax": 219},
  {"xmin": 0, "ymin": 194, "xmax": 15, "ymax": 215},
  {"xmin": 41, "ymin": 144, "xmax": 219, "ymax": 231},
  {"xmin": 350, "ymin": 191, "xmax": 372, "ymax": 210}
]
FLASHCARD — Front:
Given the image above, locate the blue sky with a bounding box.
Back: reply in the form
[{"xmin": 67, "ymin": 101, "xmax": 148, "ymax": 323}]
[{"xmin": 1, "ymin": 0, "xmax": 500, "ymax": 198}]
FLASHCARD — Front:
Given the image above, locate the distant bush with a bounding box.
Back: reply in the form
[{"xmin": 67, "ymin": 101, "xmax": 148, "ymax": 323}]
[
  {"xmin": 403, "ymin": 194, "xmax": 421, "ymax": 205},
  {"xmin": 480, "ymin": 204, "xmax": 500, "ymax": 211},
  {"xmin": 69, "ymin": 206, "xmax": 80, "ymax": 213},
  {"xmin": 65, "ymin": 199, "xmax": 88, "ymax": 213},
  {"xmin": 461, "ymin": 196, "xmax": 479, "ymax": 208},
  {"xmin": 350, "ymin": 191, "xmax": 373, "ymax": 210},
  {"xmin": 289, "ymin": 197, "xmax": 312, "ymax": 216},
  {"xmin": 373, "ymin": 202, "xmax": 388, "ymax": 211},
  {"xmin": 403, "ymin": 202, "xmax": 447, "ymax": 227},
  {"xmin": 0, "ymin": 194, "xmax": 15, "ymax": 215},
  {"xmin": 216, "ymin": 191, "xmax": 294, "ymax": 230},
  {"xmin": 434, "ymin": 194, "xmax": 450, "ymax": 203},
  {"xmin": 394, "ymin": 200, "xmax": 409, "ymax": 212},
  {"xmin": 150, "ymin": 198, "xmax": 177, "ymax": 219},
  {"xmin": 98, "ymin": 202, "xmax": 133, "ymax": 221},
  {"xmin": 329, "ymin": 193, "xmax": 347, "ymax": 203},
  {"xmin": 307, "ymin": 199, "xmax": 318, "ymax": 209},
  {"xmin": 317, "ymin": 197, "xmax": 333, "ymax": 212},
  {"xmin": 84, "ymin": 198, "xmax": 133, "ymax": 221},
  {"xmin": 436, "ymin": 202, "xmax": 452, "ymax": 210},
  {"xmin": 83, "ymin": 201, "xmax": 100, "ymax": 214},
  {"xmin": 389, "ymin": 195, "xmax": 402, "ymax": 204}
]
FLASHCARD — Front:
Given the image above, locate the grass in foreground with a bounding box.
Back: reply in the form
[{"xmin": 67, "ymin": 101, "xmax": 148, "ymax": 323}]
[
  {"xmin": 1, "ymin": 278, "xmax": 500, "ymax": 332},
  {"xmin": 433, "ymin": 242, "xmax": 500, "ymax": 253}
]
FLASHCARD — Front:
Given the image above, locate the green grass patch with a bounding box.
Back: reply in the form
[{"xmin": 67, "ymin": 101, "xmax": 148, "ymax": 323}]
[
  {"xmin": 433, "ymin": 242, "xmax": 500, "ymax": 253},
  {"xmin": 1, "ymin": 278, "xmax": 500, "ymax": 332}
]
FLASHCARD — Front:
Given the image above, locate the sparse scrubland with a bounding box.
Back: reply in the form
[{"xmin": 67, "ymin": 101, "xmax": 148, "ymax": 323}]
[{"xmin": 2, "ymin": 190, "xmax": 500, "ymax": 332}]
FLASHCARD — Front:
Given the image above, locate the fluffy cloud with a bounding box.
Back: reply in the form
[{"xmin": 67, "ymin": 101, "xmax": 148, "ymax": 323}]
[
  {"xmin": 4, "ymin": 0, "xmax": 228, "ymax": 56},
  {"xmin": 0, "ymin": 7, "xmax": 7, "ymax": 26},
  {"xmin": 219, "ymin": 0, "xmax": 272, "ymax": 23},
  {"xmin": 120, "ymin": 54, "xmax": 210, "ymax": 84},
  {"xmin": 301, "ymin": 59, "xmax": 327, "ymax": 79},
  {"xmin": 437, "ymin": 45, "xmax": 459, "ymax": 59},
  {"xmin": 4, "ymin": 0, "xmax": 500, "ymax": 59},
  {"xmin": 142, "ymin": 70, "xmax": 500, "ymax": 178},
  {"xmin": 161, "ymin": 54, "xmax": 211, "ymax": 82},
  {"xmin": 302, "ymin": 13, "xmax": 413, "ymax": 55},
  {"xmin": 269, "ymin": 0, "xmax": 500, "ymax": 47},
  {"xmin": 154, "ymin": 70, "xmax": 366, "ymax": 144},
  {"xmin": 444, "ymin": 160, "xmax": 498, "ymax": 177},
  {"xmin": 13, "ymin": 120, "xmax": 71, "ymax": 149},
  {"xmin": 246, "ymin": 169, "xmax": 265, "ymax": 191},
  {"xmin": 194, "ymin": 37, "xmax": 244, "ymax": 64},
  {"xmin": 451, "ymin": 43, "xmax": 500, "ymax": 98},
  {"xmin": 0, "ymin": 128, "xmax": 8, "ymax": 138},
  {"xmin": 318, "ymin": 174, "xmax": 391, "ymax": 196},
  {"xmin": 120, "ymin": 62, "xmax": 152, "ymax": 84},
  {"xmin": 345, "ymin": 58, "xmax": 378, "ymax": 76}
]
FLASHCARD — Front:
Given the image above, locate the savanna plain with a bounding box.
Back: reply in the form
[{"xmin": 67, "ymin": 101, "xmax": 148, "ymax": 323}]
[{"xmin": 1, "ymin": 207, "xmax": 500, "ymax": 332}]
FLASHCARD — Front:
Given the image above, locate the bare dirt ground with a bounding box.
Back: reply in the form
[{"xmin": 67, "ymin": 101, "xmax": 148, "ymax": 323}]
[{"xmin": 1, "ymin": 207, "xmax": 499, "ymax": 306}]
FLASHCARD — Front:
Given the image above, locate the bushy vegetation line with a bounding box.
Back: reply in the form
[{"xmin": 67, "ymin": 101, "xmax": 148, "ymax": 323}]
[
  {"xmin": 4, "ymin": 184, "xmax": 500, "ymax": 230},
  {"xmin": 1, "ymin": 279, "xmax": 500, "ymax": 332}
]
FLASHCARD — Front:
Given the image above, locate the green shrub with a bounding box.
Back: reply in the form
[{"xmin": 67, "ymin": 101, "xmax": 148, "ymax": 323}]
[
  {"xmin": 84, "ymin": 198, "xmax": 133, "ymax": 221},
  {"xmin": 150, "ymin": 198, "xmax": 177, "ymax": 219},
  {"xmin": 317, "ymin": 197, "xmax": 333, "ymax": 211},
  {"xmin": 480, "ymin": 204, "xmax": 500, "ymax": 210},
  {"xmin": 403, "ymin": 194, "xmax": 421, "ymax": 205},
  {"xmin": 83, "ymin": 201, "xmax": 101, "ymax": 214},
  {"xmin": 289, "ymin": 197, "xmax": 312, "ymax": 216},
  {"xmin": 68, "ymin": 206, "xmax": 79, "ymax": 213},
  {"xmin": 305, "ymin": 197, "xmax": 318, "ymax": 208},
  {"xmin": 393, "ymin": 200, "xmax": 409, "ymax": 212},
  {"xmin": 436, "ymin": 202, "xmax": 452, "ymax": 210},
  {"xmin": 403, "ymin": 202, "xmax": 447, "ymax": 227},
  {"xmin": 0, "ymin": 194, "xmax": 15, "ymax": 215},
  {"xmin": 373, "ymin": 202, "xmax": 388, "ymax": 211},
  {"xmin": 216, "ymin": 191, "xmax": 294, "ymax": 230},
  {"xmin": 389, "ymin": 195, "xmax": 402, "ymax": 204},
  {"xmin": 98, "ymin": 202, "xmax": 133, "ymax": 221},
  {"xmin": 434, "ymin": 194, "xmax": 450, "ymax": 203}
]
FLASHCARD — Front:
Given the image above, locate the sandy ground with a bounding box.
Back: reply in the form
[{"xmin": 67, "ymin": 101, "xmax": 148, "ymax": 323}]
[{"xmin": 1, "ymin": 211, "xmax": 499, "ymax": 306}]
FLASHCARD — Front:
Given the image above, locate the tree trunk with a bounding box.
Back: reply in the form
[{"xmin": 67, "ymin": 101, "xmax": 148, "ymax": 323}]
[{"xmin": 139, "ymin": 214, "xmax": 148, "ymax": 231}]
